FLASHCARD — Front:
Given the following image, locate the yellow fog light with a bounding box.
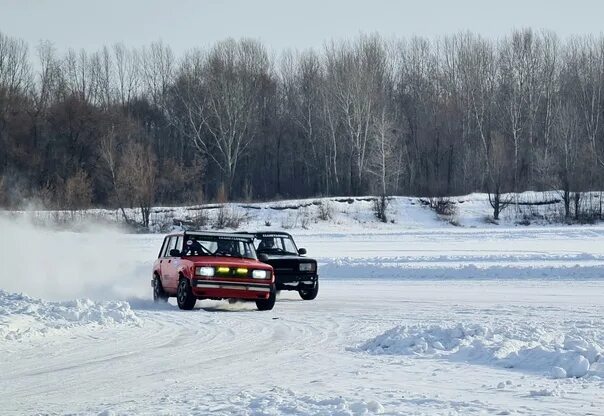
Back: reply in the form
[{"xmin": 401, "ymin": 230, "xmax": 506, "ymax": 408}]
[
  {"xmin": 217, "ymin": 266, "xmax": 230, "ymax": 273},
  {"xmin": 236, "ymin": 268, "xmax": 248, "ymax": 275}
]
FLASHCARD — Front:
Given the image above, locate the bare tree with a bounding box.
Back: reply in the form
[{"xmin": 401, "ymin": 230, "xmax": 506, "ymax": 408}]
[
  {"xmin": 113, "ymin": 43, "xmax": 140, "ymax": 107},
  {"xmin": 486, "ymin": 132, "xmax": 514, "ymax": 220},
  {"xmin": 140, "ymin": 41, "xmax": 175, "ymax": 108},
  {"xmin": 325, "ymin": 35, "xmax": 390, "ymax": 194},
  {"xmin": 280, "ymin": 50, "xmax": 329, "ymax": 194},
  {"xmin": 117, "ymin": 141, "xmax": 156, "ymax": 228},
  {"xmin": 551, "ymin": 102, "xmax": 588, "ymax": 220},
  {"xmin": 173, "ymin": 39, "xmax": 270, "ymax": 198}
]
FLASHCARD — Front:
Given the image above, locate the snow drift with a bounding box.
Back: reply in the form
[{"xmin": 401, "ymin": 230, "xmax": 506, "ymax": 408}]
[
  {"xmin": 0, "ymin": 289, "xmax": 139, "ymax": 341},
  {"xmin": 360, "ymin": 322, "xmax": 604, "ymax": 379}
]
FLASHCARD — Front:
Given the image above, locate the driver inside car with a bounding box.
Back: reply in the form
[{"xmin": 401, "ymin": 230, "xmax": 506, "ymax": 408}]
[
  {"xmin": 258, "ymin": 237, "xmax": 277, "ymax": 252},
  {"xmin": 215, "ymin": 239, "xmax": 237, "ymax": 256},
  {"xmin": 184, "ymin": 239, "xmax": 204, "ymax": 256}
]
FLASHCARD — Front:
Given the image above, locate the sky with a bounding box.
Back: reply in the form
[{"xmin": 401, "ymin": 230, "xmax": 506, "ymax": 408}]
[{"xmin": 0, "ymin": 0, "xmax": 603, "ymax": 57}]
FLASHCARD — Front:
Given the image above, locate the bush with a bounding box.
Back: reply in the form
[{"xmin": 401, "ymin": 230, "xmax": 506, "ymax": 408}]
[
  {"xmin": 431, "ymin": 197, "xmax": 457, "ymax": 217},
  {"xmin": 191, "ymin": 209, "xmax": 209, "ymax": 228},
  {"xmin": 421, "ymin": 197, "xmax": 458, "ymax": 225},
  {"xmin": 64, "ymin": 169, "xmax": 93, "ymax": 210},
  {"xmin": 299, "ymin": 208, "xmax": 311, "ymax": 229},
  {"xmin": 373, "ymin": 195, "xmax": 389, "ymax": 222},
  {"xmin": 317, "ymin": 201, "xmax": 333, "ymax": 221},
  {"xmin": 214, "ymin": 206, "xmax": 245, "ymax": 229}
]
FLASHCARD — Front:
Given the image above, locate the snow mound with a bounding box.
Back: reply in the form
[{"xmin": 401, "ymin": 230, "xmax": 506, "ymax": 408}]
[
  {"xmin": 360, "ymin": 323, "xmax": 603, "ymax": 379},
  {"xmin": 0, "ymin": 289, "xmax": 139, "ymax": 341}
]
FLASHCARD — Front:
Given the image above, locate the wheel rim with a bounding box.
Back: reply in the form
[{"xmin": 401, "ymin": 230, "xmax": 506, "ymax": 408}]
[
  {"xmin": 178, "ymin": 281, "xmax": 186, "ymax": 304},
  {"xmin": 153, "ymin": 279, "xmax": 159, "ymax": 299}
]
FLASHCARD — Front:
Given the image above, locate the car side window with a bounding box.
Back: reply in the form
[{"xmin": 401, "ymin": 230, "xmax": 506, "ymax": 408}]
[
  {"xmin": 282, "ymin": 237, "xmax": 297, "ymax": 254},
  {"xmin": 174, "ymin": 236, "xmax": 183, "ymax": 254},
  {"xmin": 159, "ymin": 237, "xmax": 169, "ymax": 258},
  {"xmin": 162, "ymin": 237, "xmax": 174, "ymax": 257}
]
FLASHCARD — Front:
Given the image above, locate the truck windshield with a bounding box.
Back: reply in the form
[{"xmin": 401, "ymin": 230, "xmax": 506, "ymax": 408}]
[{"xmin": 182, "ymin": 235, "xmax": 257, "ymax": 260}]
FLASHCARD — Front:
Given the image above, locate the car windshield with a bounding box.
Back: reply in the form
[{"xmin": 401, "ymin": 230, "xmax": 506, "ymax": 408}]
[
  {"xmin": 182, "ymin": 235, "xmax": 257, "ymax": 260},
  {"xmin": 255, "ymin": 234, "xmax": 298, "ymax": 255}
]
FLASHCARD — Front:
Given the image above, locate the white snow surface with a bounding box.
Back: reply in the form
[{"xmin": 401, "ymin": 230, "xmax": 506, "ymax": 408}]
[{"xmin": 2, "ymin": 195, "xmax": 604, "ymax": 415}]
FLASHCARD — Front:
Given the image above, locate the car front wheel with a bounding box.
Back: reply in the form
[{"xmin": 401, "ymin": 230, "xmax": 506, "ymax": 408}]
[
  {"xmin": 177, "ymin": 278, "xmax": 196, "ymax": 310},
  {"xmin": 153, "ymin": 276, "xmax": 169, "ymax": 303},
  {"xmin": 299, "ymin": 281, "xmax": 319, "ymax": 300},
  {"xmin": 256, "ymin": 288, "xmax": 276, "ymax": 311}
]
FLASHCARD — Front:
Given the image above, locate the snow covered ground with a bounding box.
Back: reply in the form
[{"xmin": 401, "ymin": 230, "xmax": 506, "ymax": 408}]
[{"xmin": 1, "ymin": 208, "xmax": 604, "ymax": 415}]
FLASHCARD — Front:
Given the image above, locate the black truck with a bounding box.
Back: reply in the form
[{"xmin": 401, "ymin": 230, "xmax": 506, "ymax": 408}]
[{"xmin": 245, "ymin": 231, "xmax": 319, "ymax": 300}]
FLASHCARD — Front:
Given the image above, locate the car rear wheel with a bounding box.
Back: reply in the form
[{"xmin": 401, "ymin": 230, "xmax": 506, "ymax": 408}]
[
  {"xmin": 256, "ymin": 288, "xmax": 276, "ymax": 311},
  {"xmin": 153, "ymin": 276, "xmax": 169, "ymax": 303},
  {"xmin": 177, "ymin": 278, "xmax": 196, "ymax": 310},
  {"xmin": 299, "ymin": 281, "xmax": 319, "ymax": 300}
]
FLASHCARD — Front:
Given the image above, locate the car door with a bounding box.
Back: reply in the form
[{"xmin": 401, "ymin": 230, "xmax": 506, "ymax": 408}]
[
  {"xmin": 162, "ymin": 235, "xmax": 183, "ymax": 292},
  {"xmin": 158, "ymin": 237, "xmax": 171, "ymax": 289},
  {"xmin": 160, "ymin": 236, "xmax": 176, "ymax": 291}
]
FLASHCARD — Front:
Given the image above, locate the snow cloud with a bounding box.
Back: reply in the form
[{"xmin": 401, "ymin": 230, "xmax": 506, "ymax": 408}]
[{"xmin": 0, "ymin": 215, "xmax": 151, "ymax": 301}]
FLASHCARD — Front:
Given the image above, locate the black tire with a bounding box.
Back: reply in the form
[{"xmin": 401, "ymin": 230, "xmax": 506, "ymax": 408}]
[
  {"xmin": 177, "ymin": 278, "xmax": 196, "ymax": 310},
  {"xmin": 299, "ymin": 281, "xmax": 319, "ymax": 300},
  {"xmin": 256, "ymin": 288, "xmax": 276, "ymax": 311},
  {"xmin": 153, "ymin": 276, "xmax": 169, "ymax": 303}
]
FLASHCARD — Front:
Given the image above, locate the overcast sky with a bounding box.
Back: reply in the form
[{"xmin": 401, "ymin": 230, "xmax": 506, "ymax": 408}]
[{"xmin": 1, "ymin": 0, "xmax": 603, "ymax": 56}]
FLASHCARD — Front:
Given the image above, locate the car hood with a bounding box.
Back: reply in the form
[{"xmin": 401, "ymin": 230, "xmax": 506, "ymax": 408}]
[{"xmin": 260, "ymin": 255, "xmax": 317, "ymax": 263}]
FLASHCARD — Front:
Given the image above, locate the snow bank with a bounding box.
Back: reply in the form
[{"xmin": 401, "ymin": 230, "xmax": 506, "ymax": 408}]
[
  {"xmin": 360, "ymin": 323, "xmax": 604, "ymax": 379},
  {"xmin": 321, "ymin": 257, "xmax": 604, "ymax": 280},
  {"xmin": 0, "ymin": 289, "xmax": 139, "ymax": 341},
  {"xmin": 9, "ymin": 191, "xmax": 601, "ymax": 233}
]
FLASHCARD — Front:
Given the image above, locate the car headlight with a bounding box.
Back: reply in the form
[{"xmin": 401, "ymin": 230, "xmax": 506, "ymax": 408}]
[
  {"xmin": 252, "ymin": 269, "xmax": 269, "ymax": 279},
  {"xmin": 196, "ymin": 266, "xmax": 214, "ymax": 277},
  {"xmin": 299, "ymin": 263, "xmax": 315, "ymax": 272}
]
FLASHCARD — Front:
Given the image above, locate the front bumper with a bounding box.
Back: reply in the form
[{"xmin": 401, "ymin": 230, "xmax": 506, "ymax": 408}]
[
  {"xmin": 275, "ymin": 274, "xmax": 318, "ymax": 291},
  {"xmin": 191, "ymin": 278, "xmax": 273, "ymax": 300}
]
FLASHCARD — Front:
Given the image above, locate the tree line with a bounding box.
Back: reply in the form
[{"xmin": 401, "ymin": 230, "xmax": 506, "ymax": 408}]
[{"xmin": 1, "ymin": 29, "xmax": 603, "ymax": 224}]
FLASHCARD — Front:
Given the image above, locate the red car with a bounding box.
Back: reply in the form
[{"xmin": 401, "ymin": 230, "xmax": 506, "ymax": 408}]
[{"xmin": 152, "ymin": 231, "xmax": 276, "ymax": 310}]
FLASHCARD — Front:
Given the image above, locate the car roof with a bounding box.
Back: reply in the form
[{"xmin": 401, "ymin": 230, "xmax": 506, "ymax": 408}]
[
  {"xmin": 241, "ymin": 231, "xmax": 294, "ymax": 238},
  {"xmin": 166, "ymin": 231, "xmax": 255, "ymax": 241}
]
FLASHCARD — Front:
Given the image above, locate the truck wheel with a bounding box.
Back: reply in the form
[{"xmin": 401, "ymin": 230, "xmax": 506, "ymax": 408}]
[
  {"xmin": 299, "ymin": 281, "xmax": 319, "ymax": 300},
  {"xmin": 256, "ymin": 288, "xmax": 276, "ymax": 311},
  {"xmin": 177, "ymin": 278, "xmax": 196, "ymax": 310},
  {"xmin": 153, "ymin": 276, "xmax": 169, "ymax": 303}
]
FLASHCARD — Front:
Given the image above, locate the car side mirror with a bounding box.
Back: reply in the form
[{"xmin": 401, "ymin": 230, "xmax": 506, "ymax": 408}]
[
  {"xmin": 169, "ymin": 249, "xmax": 181, "ymax": 257},
  {"xmin": 258, "ymin": 253, "xmax": 269, "ymax": 262},
  {"xmin": 298, "ymin": 248, "xmax": 307, "ymax": 256}
]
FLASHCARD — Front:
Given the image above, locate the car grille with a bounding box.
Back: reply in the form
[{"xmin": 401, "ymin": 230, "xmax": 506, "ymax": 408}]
[{"xmin": 268, "ymin": 259, "xmax": 316, "ymax": 275}]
